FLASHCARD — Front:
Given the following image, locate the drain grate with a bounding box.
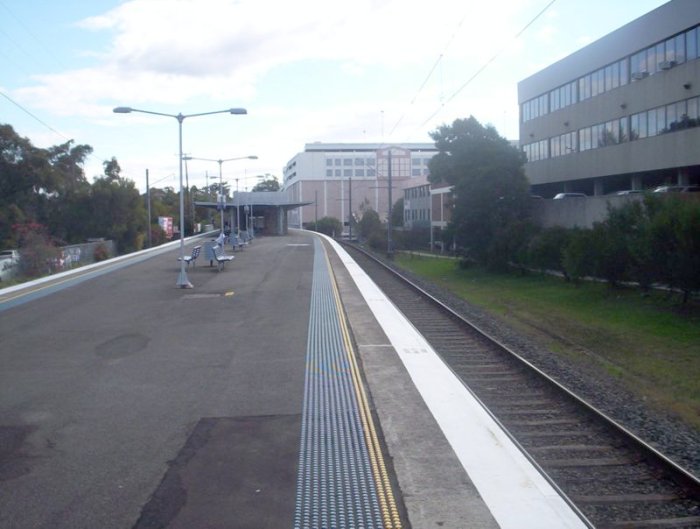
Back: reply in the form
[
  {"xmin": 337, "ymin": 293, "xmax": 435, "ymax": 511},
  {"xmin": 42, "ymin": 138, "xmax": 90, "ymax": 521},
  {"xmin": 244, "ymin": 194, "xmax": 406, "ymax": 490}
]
[{"xmin": 294, "ymin": 239, "xmax": 389, "ymax": 529}]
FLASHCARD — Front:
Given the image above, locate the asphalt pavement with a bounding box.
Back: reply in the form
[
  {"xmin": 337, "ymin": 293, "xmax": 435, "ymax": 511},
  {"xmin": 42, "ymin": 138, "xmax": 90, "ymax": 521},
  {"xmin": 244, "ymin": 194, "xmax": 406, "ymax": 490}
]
[{"xmin": 0, "ymin": 234, "xmax": 314, "ymax": 529}]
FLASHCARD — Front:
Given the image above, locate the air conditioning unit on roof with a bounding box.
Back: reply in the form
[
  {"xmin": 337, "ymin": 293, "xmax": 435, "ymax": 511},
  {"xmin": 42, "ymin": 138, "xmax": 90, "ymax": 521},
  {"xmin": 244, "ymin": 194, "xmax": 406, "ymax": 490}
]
[
  {"xmin": 659, "ymin": 60, "xmax": 676, "ymax": 70},
  {"xmin": 631, "ymin": 71, "xmax": 649, "ymax": 80}
]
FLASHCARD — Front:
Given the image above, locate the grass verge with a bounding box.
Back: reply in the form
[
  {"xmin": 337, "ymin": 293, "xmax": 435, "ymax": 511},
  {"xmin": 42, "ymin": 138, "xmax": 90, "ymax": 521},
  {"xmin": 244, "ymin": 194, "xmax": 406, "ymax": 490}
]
[{"xmin": 395, "ymin": 253, "xmax": 700, "ymax": 431}]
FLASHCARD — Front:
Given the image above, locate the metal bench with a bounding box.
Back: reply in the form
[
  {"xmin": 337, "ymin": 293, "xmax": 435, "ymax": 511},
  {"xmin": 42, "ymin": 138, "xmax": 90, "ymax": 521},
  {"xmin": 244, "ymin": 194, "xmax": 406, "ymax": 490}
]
[
  {"xmin": 212, "ymin": 245, "xmax": 235, "ymax": 271},
  {"xmin": 230, "ymin": 233, "xmax": 248, "ymax": 251},
  {"xmin": 178, "ymin": 245, "xmax": 202, "ymax": 268}
]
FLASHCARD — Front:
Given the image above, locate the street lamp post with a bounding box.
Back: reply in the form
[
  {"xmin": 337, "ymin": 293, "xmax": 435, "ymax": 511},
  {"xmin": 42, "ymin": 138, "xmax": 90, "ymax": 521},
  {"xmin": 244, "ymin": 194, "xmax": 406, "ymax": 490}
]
[
  {"xmin": 182, "ymin": 155, "xmax": 257, "ymax": 236},
  {"xmin": 113, "ymin": 106, "xmax": 248, "ymax": 288}
]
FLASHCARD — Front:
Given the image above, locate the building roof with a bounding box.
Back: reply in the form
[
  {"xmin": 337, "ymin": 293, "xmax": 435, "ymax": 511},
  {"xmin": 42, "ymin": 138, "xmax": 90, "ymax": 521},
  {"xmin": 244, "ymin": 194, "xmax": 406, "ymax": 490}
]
[
  {"xmin": 303, "ymin": 142, "xmax": 437, "ymax": 152},
  {"xmin": 195, "ymin": 191, "xmax": 311, "ymax": 210}
]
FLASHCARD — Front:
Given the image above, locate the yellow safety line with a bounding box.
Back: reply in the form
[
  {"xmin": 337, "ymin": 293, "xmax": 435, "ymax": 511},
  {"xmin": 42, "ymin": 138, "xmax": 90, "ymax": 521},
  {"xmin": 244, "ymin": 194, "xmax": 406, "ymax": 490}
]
[{"xmin": 324, "ymin": 249, "xmax": 403, "ymax": 529}]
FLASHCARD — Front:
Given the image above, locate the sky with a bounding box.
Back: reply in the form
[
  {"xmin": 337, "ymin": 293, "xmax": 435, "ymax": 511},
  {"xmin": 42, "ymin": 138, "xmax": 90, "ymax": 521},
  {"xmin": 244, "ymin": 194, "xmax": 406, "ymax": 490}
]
[{"xmin": 1, "ymin": 0, "xmax": 671, "ymax": 193}]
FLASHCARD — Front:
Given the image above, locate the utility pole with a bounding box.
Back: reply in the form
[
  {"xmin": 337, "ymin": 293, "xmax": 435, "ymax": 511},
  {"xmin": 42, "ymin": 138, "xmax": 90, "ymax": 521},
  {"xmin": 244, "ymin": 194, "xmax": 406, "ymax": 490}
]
[
  {"xmin": 184, "ymin": 157, "xmax": 190, "ymax": 236},
  {"xmin": 315, "ymin": 190, "xmax": 318, "ymax": 232},
  {"xmin": 348, "ymin": 176, "xmax": 353, "ymax": 241},
  {"xmin": 146, "ymin": 169, "xmax": 152, "ymax": 248},
  {"xmin": 387, "ymin": 149, "xmax": 393, "ymax": 258}
]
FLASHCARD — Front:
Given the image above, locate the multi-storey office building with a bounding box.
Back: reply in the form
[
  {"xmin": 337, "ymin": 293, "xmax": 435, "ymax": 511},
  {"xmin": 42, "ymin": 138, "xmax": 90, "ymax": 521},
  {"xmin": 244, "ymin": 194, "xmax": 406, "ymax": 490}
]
[
  {"xmin": 518, "ymin": 0, "xmax": 700, "ymax": 197},
  {"xmin": 282, "ymin": 143, "xmax": 438, "ymax": 229}
]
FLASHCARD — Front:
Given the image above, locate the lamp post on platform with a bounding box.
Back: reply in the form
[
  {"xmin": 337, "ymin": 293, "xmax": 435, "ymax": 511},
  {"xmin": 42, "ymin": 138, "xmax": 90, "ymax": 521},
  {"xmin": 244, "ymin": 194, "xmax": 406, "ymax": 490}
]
[{"xmin": 112, "ymin": 106, "xmax": 247, "ymax": 288}]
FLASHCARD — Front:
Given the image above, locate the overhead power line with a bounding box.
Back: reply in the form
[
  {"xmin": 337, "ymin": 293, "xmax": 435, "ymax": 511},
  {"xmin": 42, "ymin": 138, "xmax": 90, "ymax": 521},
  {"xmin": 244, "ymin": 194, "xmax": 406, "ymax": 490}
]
[
  {"xmin": 388, "ymin": 12, "xmax": 469, "ymax": 137},
  {"xmin": 418, "ymin": 0, "xmax": 559, "ymax": 131},
  {"xmin": 0, "ymin": 90, "xmax": 70, "ymax": 140}
]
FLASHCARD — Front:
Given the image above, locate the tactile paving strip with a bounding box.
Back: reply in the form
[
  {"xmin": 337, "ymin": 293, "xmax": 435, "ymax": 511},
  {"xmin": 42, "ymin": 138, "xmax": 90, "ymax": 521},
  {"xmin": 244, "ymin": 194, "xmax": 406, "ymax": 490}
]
[{"xmin": 293, "ymin": 239, "xmax": 388, "ymax": 529}]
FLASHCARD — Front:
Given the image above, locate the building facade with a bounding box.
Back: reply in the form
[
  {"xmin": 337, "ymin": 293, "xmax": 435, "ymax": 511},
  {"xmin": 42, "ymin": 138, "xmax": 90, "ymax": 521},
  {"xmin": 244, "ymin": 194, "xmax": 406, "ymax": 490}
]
[
  {"xmin": 402, "ymin": 178, "xmax": 454, "ymax": 250},
  {"xmin": 282, "ymin": 143, "xmax": 438, "ymax": 230},
  {"xmin": 518, "ymin": 0, "xmax": 700, "ymax": 197}
]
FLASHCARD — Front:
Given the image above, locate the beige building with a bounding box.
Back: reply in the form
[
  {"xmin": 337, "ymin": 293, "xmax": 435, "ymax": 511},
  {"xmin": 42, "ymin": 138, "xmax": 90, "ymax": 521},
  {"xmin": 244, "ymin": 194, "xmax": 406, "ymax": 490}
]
[{"xmin": 282, "ymin": 143, "xmax": 438, "ymax": 230}]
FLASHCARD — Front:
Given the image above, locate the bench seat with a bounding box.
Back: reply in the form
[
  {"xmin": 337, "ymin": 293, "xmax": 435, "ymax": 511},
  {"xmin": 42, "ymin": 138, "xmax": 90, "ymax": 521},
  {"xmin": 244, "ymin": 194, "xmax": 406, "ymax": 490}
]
[
  {"xmin": 178, "ymin": 245, "xmax": 202, "ymax": 268},
  {"xmin": 212, "ymin": 246, "xmax": 235, "ymax": 270}
]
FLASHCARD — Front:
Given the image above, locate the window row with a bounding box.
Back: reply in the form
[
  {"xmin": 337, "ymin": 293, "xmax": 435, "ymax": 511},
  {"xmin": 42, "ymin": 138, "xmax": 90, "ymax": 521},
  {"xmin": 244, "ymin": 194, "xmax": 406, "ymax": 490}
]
[
  {"xmin": 521, "ymin": 24, "xmax": 700, "ymax": 123},
  {"xmin": 550, "ymin": 80, "xmax": 577, "ymax": 112},
  {"xmin": 631, "ymin": 98, "xmax": 699, "ymax": 139},
  {"xmin": 404, "ymin": 209, "xmax": 430, "ymax": 222},
  {"xmin": 325, "ymin": 168, "xmax": 377, "ymax": 177},
  {"xmin": 325, "ymin": 157, "xmax": 376, "ymax": 167},
  {"xmin": 631, "ymin": 26, "xmax": 698, "ymax": 78},
  {"xmin": 578, "ymin": 57, "xmax": 629, "ymax": 101},
  {"xmin": 522, "ymin": 95, "xmax": 700, "ymax": 161},
  {"xmin": 522, "ymin": 139, "xmax": 549, "ymax": 162},
  {"xmin": 522, "ymin": 94, "xmax": 549, "ymax": 123},
  {"xmin": 406, "ymin": 185, "xmax": 430, "ymax": 199}
]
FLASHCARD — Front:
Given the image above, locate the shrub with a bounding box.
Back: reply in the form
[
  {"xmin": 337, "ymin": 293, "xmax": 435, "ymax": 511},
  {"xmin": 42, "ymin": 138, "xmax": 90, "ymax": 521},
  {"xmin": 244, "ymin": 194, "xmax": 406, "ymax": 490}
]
[
  {"xmin": 310, "ymin": 217, "xmax": 343, "ymax": 237},
  {"xmin": 562, "ymin": 228, "xmax": 595, "ymax": 284},
  {"xmin": 527, "ymin": 226, "xmax": 570, "ymax": 275},
  {"xmin": 93, "ymin": 243, "xmax": 110, "ymax": 262}
]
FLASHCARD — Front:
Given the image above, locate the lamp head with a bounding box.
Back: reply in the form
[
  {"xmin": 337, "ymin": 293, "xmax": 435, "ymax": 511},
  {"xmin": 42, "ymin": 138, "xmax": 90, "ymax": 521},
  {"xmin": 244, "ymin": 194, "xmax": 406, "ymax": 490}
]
[
  {"xmin": 113, "ymin": 106, "xmax": 133, "ymax": 113},
  {"xmin": 229, "ymin": 108, "xmax": 247, "ymax": 115},
  {"xmin": 248, "ymin": 155, "xmax": 258, "ymax": 159}
]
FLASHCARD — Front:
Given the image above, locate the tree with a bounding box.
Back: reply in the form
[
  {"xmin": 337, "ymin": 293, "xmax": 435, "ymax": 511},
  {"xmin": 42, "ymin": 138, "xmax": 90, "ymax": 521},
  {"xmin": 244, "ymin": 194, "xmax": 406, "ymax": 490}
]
[
  {"xmin": 311, "ymin": 216, "xmax": 343, "ymax": 237},
  {"xmin": 428, "ymin": 116, "xmax": 531, "ymax": 269},
  {"xmin": 648, "ymin": 196, "xmax": 700, "ymax": 303},
  {"xmin": 562, "ymin": 228, "xmax": 595, "ymax": 284},
  {"xmin": 391, "ymin": 197, "xmax": 404, "ymax": 227},
  {"xmin": 88, "ymin": 161, "xmax": 147, "ymax": 253},
  {"xmin": 252, "ymin": 175, "xmax": 280, "ymax": 192},
  {"xmin": 527, "ymin": 226, "xmax": 571, "ymax": 276},
  {"xmin": 358, "ymin": 209, "xmax": 382, "ymax": 240}
]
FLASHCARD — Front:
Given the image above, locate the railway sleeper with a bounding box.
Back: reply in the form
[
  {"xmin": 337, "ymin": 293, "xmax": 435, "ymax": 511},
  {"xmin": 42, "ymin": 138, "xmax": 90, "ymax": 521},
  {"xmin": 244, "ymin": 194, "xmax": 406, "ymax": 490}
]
[
  {"xmin": 595, "ymin": 515, "xmax": 700, "ymax": 528},
  {"xmin": 543, "ymin": 456, "xmax": 640, "ymax": 467}
]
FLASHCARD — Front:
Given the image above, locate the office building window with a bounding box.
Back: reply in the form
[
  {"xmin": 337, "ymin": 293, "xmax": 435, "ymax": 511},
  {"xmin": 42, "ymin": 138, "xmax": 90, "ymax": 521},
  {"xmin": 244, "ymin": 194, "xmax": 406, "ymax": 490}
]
[
  {"xmin": 326, "ymin": 169, "xmax": 333, "ymax": 177},
  {"xmin": 549, "ymin": 80, "xmax": 577, "ymax": 112},
  {"xmin": 354, "ymin": 158, "xmax": 364, "ymax": 166},
  {"xmin": 579, "ymin": 127, "xmax": 592, "ymax": 151},
  {"xmin": 523, "ymin": 139, "xmax": 548, "ymax": 161},
  {"xmin": 367, "ymin": 169, "xmax": 376, "ymax": 177},
  {"xmin": 579, "ymin": 75, "xmax": 591, "ymax": 101},
  {"xmin": 550, "ymin": 131, "xmax": 577, "ymax": 158},
  {"xmin": 412, "ymin": 169, "xmax": 421, "ymax": 176},
  {"xmin": 335, "ymin": 169, "xmax": 342, "ymax": 177},
  {"xmin": 343, "ymin": 159, "xmax": 352, "ymax": 166},
  {"xmin": 343, "ymin": 169, "xmax": 352, "ymax": 177},
  {"xmin": 631, "ymin": 50, "xmax": 648, "ymax": 78},
  {"xmin": 688, "ymin": 97, "xmax": 699, "ymax": 121},
  {"xmin": 522, "ymin": 93, "xmax": 548, "ymax": 123},
  {"xmin": 667, "ymin": 102, "xmax": 680, "ymax": 131},
  {"xmin": 334, "ymin": 159, "xmax": 341, "ymax": 166},
  {"xmin": 355, "ymin": 169, "xmax": 365, "ymax": 177},
  {"xmin": 619, "ymin": 116, "xmax": 629, "ymax": 142},
  {"xmin": 326, "ymin": 159, "xmax": 333, "ymax": 166},
  {"xmin": 687, "ymin": 27, "xmax": 698, "ymax": 61},
  {"xmin": 631, "ymin": 112, "xmax": 648, "ymax": 139}
]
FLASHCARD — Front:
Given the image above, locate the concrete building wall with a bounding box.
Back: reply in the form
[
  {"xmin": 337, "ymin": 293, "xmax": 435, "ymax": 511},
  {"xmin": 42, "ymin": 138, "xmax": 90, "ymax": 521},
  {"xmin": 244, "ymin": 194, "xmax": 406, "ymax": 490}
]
[
  {"xmin": 518, "ymin": 0, "xmax": 700, "ymax": 196},
  {"xmin": 282, "ymin": 143, "xmax": 437, "ymax": 229}
]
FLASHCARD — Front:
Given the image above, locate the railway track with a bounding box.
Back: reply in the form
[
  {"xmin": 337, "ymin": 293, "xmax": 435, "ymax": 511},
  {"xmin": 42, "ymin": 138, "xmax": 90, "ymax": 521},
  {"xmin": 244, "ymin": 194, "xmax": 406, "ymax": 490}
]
[{"xmin": 342, "ymin": 244, "xmax": 700, "ymax": 529}]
